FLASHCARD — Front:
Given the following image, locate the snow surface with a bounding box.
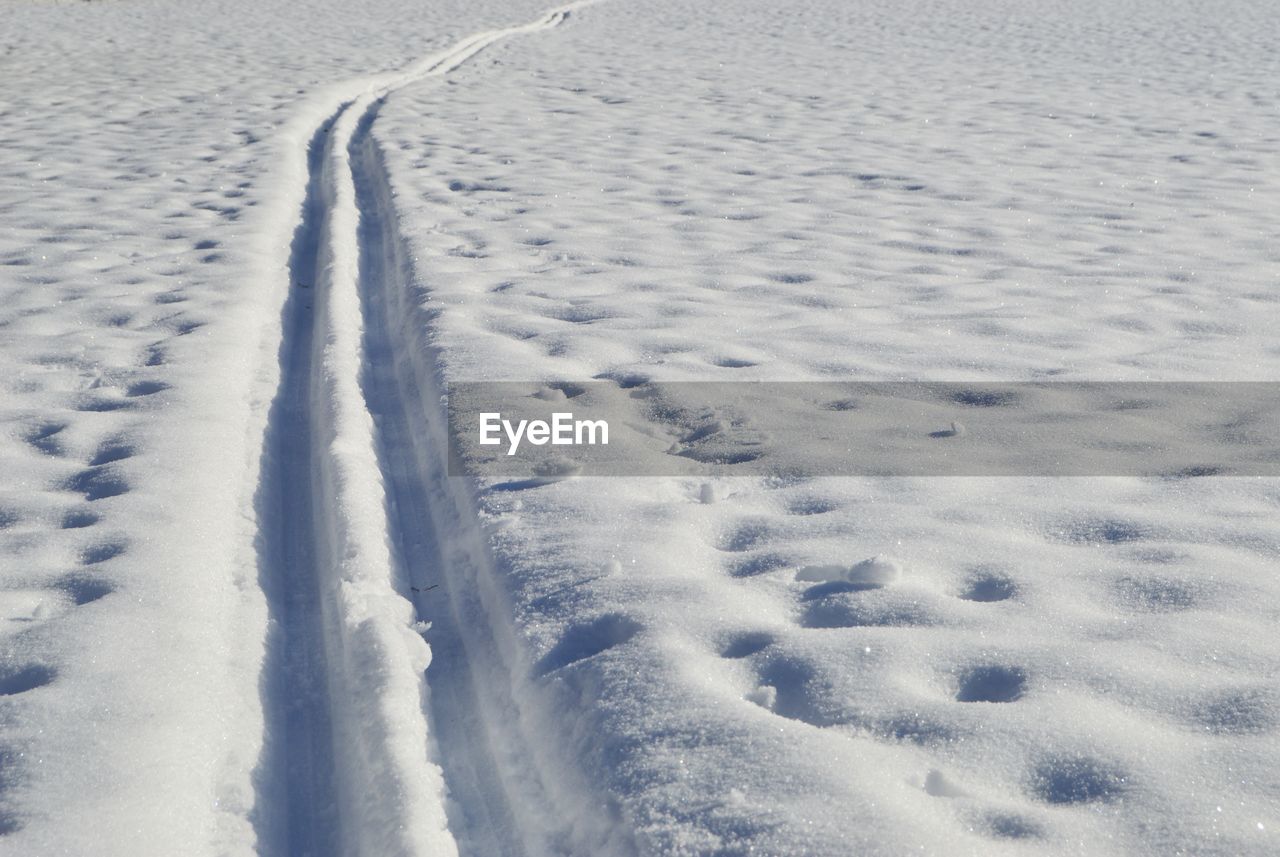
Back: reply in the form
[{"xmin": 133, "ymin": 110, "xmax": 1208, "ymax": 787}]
[{"xmin": 2, "ymin": 0, "xmax": 1279, "ymax": 854}]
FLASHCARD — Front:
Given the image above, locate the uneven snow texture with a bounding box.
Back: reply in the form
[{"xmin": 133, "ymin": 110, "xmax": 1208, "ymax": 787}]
[
  {"xmin": 371, "ymin": 0, "xmax": 1280, "ymax": 854},
  {"xmin": 0, "ymin": 0, "xmax": 1278, "ymax": 855},
  {"xmin": 0, "ymin": 0, "xmax": 549, "ymax": 854}
]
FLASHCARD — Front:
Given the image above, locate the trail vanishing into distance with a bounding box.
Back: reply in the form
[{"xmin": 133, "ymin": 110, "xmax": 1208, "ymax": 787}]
[
  {"xmin": 254, "ymin": 6, "xmax": 605, "ymax": 855},
  {"xmin": 6, "ymin": 0, "xmax": 1278, "ymax": 853}
]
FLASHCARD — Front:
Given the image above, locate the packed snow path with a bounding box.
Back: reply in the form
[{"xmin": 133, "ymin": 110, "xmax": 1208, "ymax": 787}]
[{"xmin": 255, "ymin": 5, "xmax": 604, "ymax": 856}]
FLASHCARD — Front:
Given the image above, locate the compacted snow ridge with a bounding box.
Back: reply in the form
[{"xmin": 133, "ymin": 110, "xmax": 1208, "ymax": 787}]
[{"xmin": 2, "ymin": 0, "xmax": 1279, "ymax": 855}]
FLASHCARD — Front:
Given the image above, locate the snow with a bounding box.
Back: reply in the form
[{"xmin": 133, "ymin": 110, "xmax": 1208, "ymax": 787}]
[
  {"xmin": 796, "ymin": 555, "xmax": 905, "ymax": 588},
  {"xmin": 2, "ymin": 0, "xmax": 1279, "ymax": 854}
]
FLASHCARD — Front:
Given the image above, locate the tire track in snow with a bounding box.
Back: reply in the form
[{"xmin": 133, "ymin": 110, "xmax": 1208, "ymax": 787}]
[{"xmin": 255, "ymin": 4, "xmax": 602, "ymax": 856}]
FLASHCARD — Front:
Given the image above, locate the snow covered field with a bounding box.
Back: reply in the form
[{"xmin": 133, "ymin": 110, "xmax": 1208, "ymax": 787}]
[{"xmin": 1, "ymin": 0, "xmax": 1278, "ymax": 854}]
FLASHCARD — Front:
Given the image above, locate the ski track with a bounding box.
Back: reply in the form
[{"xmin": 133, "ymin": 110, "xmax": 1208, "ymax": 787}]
[{"xmin": 256, "ymin": 4, "xmax": 603, "ymax": 855}]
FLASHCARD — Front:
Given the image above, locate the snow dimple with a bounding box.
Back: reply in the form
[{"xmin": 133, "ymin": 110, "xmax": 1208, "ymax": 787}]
[
  {"xmin": 87, "ymin": 439, "xmax": 135, "ymax": 467},
  {"xmin": 655, "ymin": 405, "xmax": 773, "ymax": 468},
  {"xmin": 593, "ymin": 370, "xmax": 649, "ymax": 390},
  {"xmin": 143, "ymin": 343, "xmax": 167, "ymax": 367},
  {"xmin": 63, "ymin": 466, "xmax": 130, "ymax": 502},
  {"xmin": 955, "ymin": 665, "xmax": 1027, "ymax": 703},
  {"xmin": 22, "ymin": 422, "xmax": 66, "ymax": 457},
  {"xmin": 765, "ymin": 272, "xmax": 814, "ymax": 285},
  {"xmin": 1029, "ymin": 756, "xmax": 1128, "ymax": 805},
  {"xmin": 79, "ymin": 540, "xmax": 127, "ymax": 566},
  {"xmin": 876, "ymin": 714, "xmax": 959, "ymax": 746},
  {"xmin": 800, "ymin": 589, "xmax": 940, "ymax": 630},
  {"xmin": 1112, "ymin": 574, "xmax": 1203, "ymax": 612},
  {"xmin": 54, "ymin": 575, "xmax": 115, "ymax": 607},
  {"xmin": 448, "ymin": 179, "xmax": 512, "ymax": 194},
  {"xmin": 542, "ymin": 302, "xmax": 615, "ymax": 325},
  {"xmin": 982, "ymin": 813, "xmax": 1042, "ymax": 840},
  {"xmin": 948, "ymin": 388, "xmax": 1020, "ymax": 408},
  {"xmin": 536, "ymin": 613, "xmax": 643, "ymax": 675},
  {"xmin": 73, "ymin": 395, "xmax": 133, "ymax": 414},
  {"xmin": 784, "ymin": 496, "xmax": 836, "ymax": 516},
  {"xmin": 711, "ymin": 356, "xmax": 757, "ymax": 369},
  {"xmin": 1190, "ymin": 687, "xmax": 1278, "ymax": 736},
  {"xmin": 715, "ymin": 520, "xmax": 773, "ymax": 553},
  {"xmin": 959, "ymin": 569, "xmax": 1017, "ymax": 602},
  {"xmin": 0, "ymin": 666, "xmax": 56, "ymax": 697},
  {"xmin": 749, "ymin": 657, "xmax": 833, "ymax": 727},
  {"xmin": 1055, "ymin": 517, "xmax": 1149, "ymax": 545},
  {"xmin": 125, "ymin": 380, "xmax": 169, "ymax": 398},
  {"xmin": 726, "ymin": 552, "xmax": 792, "ymax": 579},
  {"xmin": 720, "ymin": 631, "xmax": 774, "ymax": 660}
]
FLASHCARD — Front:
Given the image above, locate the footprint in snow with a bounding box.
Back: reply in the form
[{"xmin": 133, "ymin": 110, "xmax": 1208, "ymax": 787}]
[
  {"xmin": 1189, "ymin": 686, "xmax": 1278, "ymax": 735},
  {"xmin": 955, "ymin": 665, "xmax": 1027, "ymax": 703},
  {"xmin": 1029, "ymin": 755, "xmax": 1129, "ymax": 805},
  {"xmin": 795, "ymin": 557, "xmax": 947, "ymax": 628},
  {"xmin": 64, "ymin": 465, "xmax": 130, "ymax": 502},
  {"xmin": 716, "ymin": 520, "xmax": 774, "ymax": 553},
  {"xmin": 89, "ymin": 439, "xmax": 135, "ymax": 467},
  {"xmin": 949, "ymin": 388, "xmax": 1019, "ymax": 408},
  {"xmin": 0, "ymin": 664, "xmax": 56, "ymax": 696},
  {"xmin": 785, "ymin": 496, "xmax": 837, "ymax": 516},
  {"xmin": 982, "ymin": 813, "xmax": 1043, "ymax": 840},
  {"xmin": 125, "ymin": 380, "xmax": 169, "ymax": 398},
  {"xmin": 720, "ymin": 630, "xmax": 775, "ymax": 659},
  {"xmin": 80, "ymin": 539, "xmax": 127, "ymax": 566},
  {"xmin": 746, "ymin": 656, "xmax": 838, "ymax": 727},
  {"xmin": 727, "ymin": 552, "xmax": 792, "ymax": 578},
  {"xmin": 711, "ymin": 357, "xmax": 757, "ymax": 369},
  {"xmin": 800, "ymin": 591, "xmax": 939, "ymax": 629},
  {"xmin": 959, "ymin": 568, "xmax": 1018, "ymax": 602},
  {"xmin": 55, "ymin": 574, "xmax": 115, "ymax": 606},
  {"xmin": 23, "ymin": 422, "xmax": 67, "ymax": 456},
  {"xmin": 81, "ymin": 397, "xmax": 139, "ymax": 414},
  {"xmin": 1112, "ymin": 574, "xmax": 1204, "ymax": 612}
]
